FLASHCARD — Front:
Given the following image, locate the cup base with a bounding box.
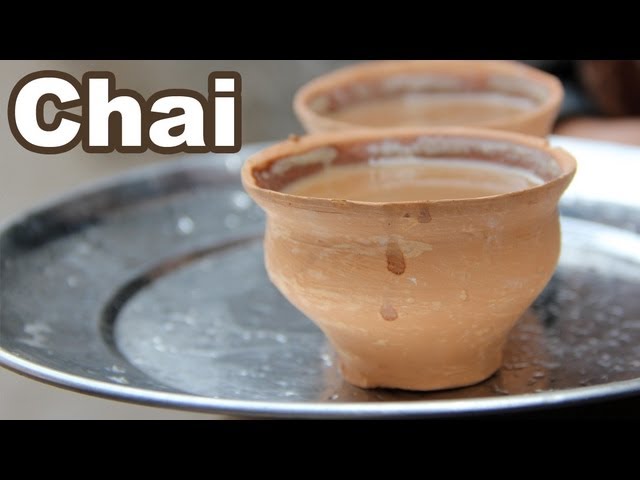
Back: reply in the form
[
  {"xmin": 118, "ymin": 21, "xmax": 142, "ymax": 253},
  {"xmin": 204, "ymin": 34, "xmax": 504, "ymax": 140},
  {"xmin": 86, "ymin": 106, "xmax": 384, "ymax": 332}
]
[{"xmin": 338, "ymin": 353, "xmax": 503, "ymax": 392}]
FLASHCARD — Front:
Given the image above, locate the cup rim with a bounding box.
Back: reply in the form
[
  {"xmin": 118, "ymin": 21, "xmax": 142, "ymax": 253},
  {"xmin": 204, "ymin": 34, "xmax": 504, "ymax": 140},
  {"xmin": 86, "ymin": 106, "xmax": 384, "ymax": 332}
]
[
  {"xmin": 241, "ymin": 126, "xmax": 577, "ymax": 212},
  {"xmin": 293, "ymin": 60, "xmax": 564, "ymax": 132}
]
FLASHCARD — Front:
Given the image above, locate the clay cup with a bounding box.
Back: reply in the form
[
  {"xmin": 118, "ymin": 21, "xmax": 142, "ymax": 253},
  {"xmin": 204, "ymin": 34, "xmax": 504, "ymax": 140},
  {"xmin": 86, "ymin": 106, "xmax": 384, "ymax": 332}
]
[
  {"xmin": 294, "ymin": 60, "xmax": 563, "ymax": 136},
  {"xmin": 242, "ymin": 127, "xmax": 576, "ymax": 391}
]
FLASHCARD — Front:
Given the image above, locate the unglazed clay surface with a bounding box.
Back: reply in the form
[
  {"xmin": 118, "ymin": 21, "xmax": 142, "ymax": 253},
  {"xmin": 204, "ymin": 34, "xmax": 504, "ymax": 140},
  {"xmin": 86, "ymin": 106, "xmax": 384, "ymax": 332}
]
[
  {"xmin": 324, "ymin": 93, "xmax": 535, "ymax": 128},
  {"xmin": 242, "ymin": 127, "xmax": 576, "ymax": 391},
  {"xmin": 294, "ymin": 60, "xmax": 564, "ymax": 136}
]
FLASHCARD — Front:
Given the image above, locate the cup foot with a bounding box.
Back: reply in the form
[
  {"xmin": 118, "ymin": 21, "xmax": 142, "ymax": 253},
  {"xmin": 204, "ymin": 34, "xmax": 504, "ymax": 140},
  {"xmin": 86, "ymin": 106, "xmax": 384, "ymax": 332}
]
[{"xmin": 338, "ymin": 355, "xmax": 502, "ymax": 392}]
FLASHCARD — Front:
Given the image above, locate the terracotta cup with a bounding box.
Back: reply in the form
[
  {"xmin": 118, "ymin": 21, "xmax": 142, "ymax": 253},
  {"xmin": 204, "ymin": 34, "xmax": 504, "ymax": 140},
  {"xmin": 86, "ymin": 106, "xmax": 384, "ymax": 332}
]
[
  {"xmin": 294, "ymin": 60, "xmax": 564, "ymax": 136},
  {"xmin": 242, "ymin": 127, "xmax": 576, "ymax": 391}
]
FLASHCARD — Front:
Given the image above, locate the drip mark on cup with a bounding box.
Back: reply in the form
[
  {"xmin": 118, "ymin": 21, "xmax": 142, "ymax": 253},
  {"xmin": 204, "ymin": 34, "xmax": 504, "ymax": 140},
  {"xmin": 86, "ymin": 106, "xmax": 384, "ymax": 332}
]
[
  {"xmin": 380, "ymin": 303, "xmax": 398, "ymax": 322},
  {"xmin": 386, "ymin": 240, "xmax": 405, "ymax": 275}
]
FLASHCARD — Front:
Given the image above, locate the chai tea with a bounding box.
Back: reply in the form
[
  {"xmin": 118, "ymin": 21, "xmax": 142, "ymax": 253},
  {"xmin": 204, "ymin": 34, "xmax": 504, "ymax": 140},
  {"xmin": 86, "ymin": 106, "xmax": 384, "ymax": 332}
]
[{"xmin": 284, "ymin": 158, "xmax": 543, "ymax": 202}]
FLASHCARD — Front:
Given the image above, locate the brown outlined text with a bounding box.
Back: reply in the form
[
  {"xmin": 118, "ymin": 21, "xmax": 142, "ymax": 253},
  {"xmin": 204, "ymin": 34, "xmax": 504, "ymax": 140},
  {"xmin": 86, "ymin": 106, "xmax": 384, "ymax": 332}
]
[{"xmin": 8, "ymin": 70, "xmax": 242, "ymax": 154}]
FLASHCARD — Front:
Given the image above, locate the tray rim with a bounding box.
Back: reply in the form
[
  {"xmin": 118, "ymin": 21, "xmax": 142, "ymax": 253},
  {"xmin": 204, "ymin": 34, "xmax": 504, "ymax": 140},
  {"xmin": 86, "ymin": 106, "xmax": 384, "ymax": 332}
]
[
  {"xmin": 1, "ymin": 136, "xmax": 640, "ymax": 418},
  {"xmin": 3, "ymin": 350, "xmax": 640, "ymax": 418}
]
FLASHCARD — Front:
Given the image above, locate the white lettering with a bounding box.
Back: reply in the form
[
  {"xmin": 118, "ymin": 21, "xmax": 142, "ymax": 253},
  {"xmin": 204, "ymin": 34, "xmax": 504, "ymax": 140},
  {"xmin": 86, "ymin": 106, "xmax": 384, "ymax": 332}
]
[
  {"xmin": 88, "ymin": 78, "xmax": 142, "ymax": 147},
  {"xmin": 149, "ymin": 96, "xmax": 206, "ymax": 148},
  {"xmin": 13, "ymin": 77, "xmax": 80, "ymax": 148}
]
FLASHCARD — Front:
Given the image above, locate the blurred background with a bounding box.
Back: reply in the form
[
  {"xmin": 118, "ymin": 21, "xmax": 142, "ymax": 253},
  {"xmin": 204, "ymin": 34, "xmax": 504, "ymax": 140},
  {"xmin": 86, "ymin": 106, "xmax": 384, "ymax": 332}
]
[{"xmin": 0, "ymin": 60, "xmax": 638, "ymax": 419}]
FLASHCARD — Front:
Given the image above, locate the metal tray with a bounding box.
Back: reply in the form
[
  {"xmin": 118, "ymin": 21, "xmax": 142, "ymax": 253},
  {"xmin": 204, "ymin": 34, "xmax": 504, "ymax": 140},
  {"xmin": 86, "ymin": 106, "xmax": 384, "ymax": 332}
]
[{"xmin": 1, "ymin": 136, "xmax": 639, "ymax": 418}]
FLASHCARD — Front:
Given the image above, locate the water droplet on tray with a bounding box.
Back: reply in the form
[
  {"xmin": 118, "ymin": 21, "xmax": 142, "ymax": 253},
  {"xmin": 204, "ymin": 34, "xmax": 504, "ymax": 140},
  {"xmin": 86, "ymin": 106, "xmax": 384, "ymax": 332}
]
[
  {"xmin": 176, "ymin": 216, "xmax": 195, "ymax": 235},
  {"xmin": 231, "ymin": 191, "xmax": 252, "ymax": 210}
]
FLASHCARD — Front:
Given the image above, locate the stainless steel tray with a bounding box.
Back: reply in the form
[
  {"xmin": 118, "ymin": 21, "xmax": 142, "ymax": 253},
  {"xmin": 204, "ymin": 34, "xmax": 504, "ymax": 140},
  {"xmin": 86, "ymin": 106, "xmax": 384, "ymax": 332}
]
[{"xmin": 1, "ymin": 137, "xmax": 639, "ymax": 418}]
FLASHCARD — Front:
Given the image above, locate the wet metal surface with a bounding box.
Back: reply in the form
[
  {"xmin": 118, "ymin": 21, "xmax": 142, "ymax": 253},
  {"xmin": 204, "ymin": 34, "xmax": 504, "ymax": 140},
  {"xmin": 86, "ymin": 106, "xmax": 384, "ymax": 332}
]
[{"xmin": 1, "ymin": 138, "xmax": 639, "ymax": 418}]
